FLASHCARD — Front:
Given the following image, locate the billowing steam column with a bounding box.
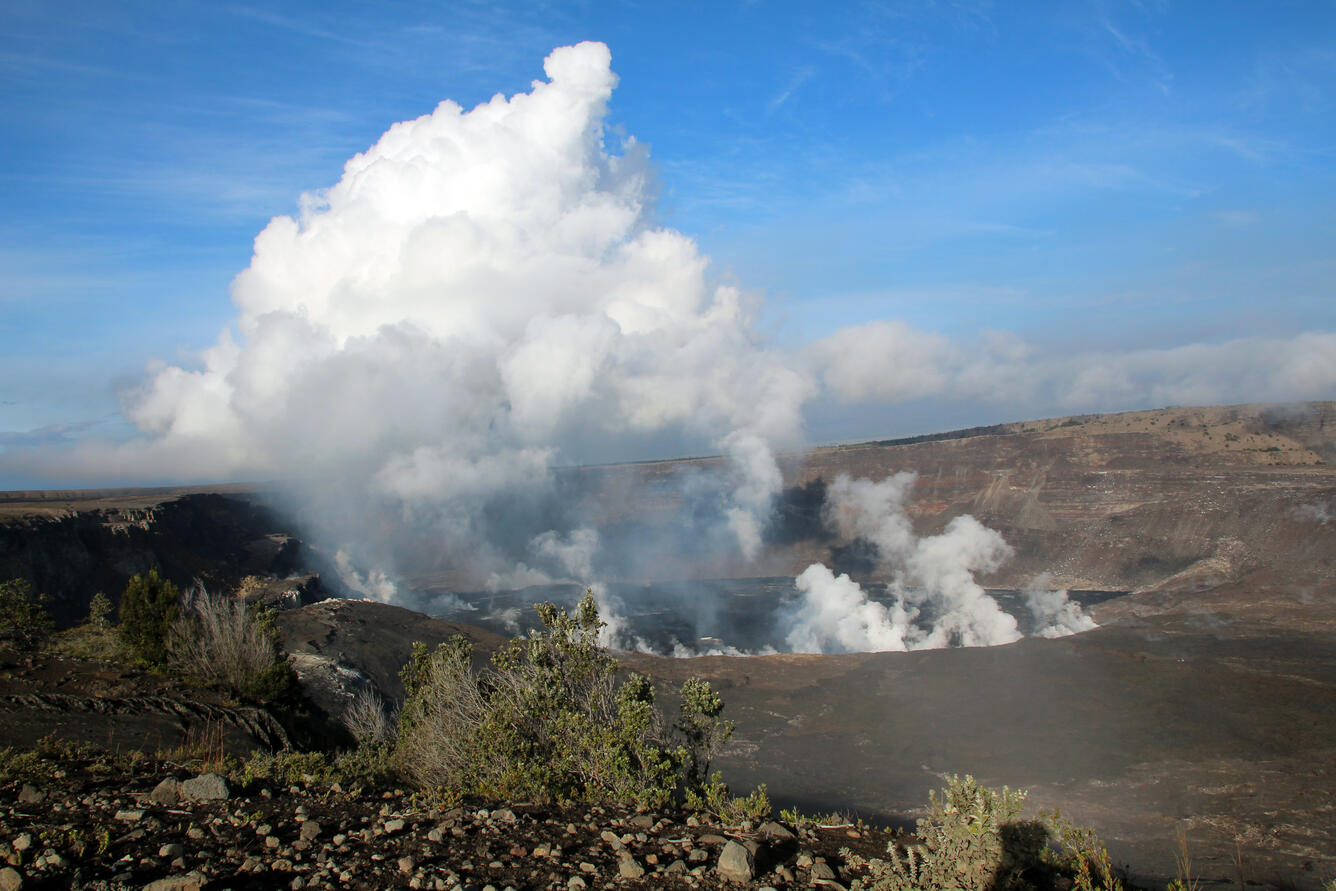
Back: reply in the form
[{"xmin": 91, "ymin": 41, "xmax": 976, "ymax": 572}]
[
  {"xmin": 782, "ymin": 472, "xmax": 1096, "ymax": 653},
  {"xmin": 125, "ymin": 42, "xmax": 811, "ymax": 600}
]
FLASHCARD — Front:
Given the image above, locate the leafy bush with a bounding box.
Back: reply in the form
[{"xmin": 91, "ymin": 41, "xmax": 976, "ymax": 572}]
[
  {"xmin": 1047, "ymin": 813, "xmax": 1124, "ymax": 891},
  {"xmin": 847, "ymin": 775, "xmax": 1048, "ymax": 891},
  {"xmin": 87, "ymin": 592, "xmax": 114, "ymax": 629},
  {"xmin": 0, "ymin": 577, "xmax": 54, "ymax": 650},
  {"xmin": 676, "ymin": 676, "xmax": 734, "ymax": 788},
  {"xmin": 394, "ymin": 590, "xmax": 739, "ymax": 810},
  {"xmin": 167, "ymin": 586, "xmax": 299, "ymax": 706},
  {"xmin": 847, "ymin": 776, "xmax": 1124, "ymax": 891},
  {"xmin": 119, "ymin": 570, "xmax": 179, "ymax": 665},
  {"xmin": 684, "ymin": 770, "xmax": 771, "ymax": 824}
]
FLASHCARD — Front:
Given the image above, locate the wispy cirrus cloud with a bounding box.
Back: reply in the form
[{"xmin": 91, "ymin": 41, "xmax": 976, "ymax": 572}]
[{"xmin": 766, "ymin": 65, "xmax": 815, "ymax": 114}]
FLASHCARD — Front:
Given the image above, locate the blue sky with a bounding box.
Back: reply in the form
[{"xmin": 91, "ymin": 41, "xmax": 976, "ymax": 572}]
[{"xmin": 2, "ymin": 1, "xmax": 1335, "ymax": 487}]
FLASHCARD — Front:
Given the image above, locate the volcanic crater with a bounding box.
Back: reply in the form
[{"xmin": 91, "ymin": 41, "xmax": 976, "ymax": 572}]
[{"xmin": 1, "ymin": 402, "xmax": 1334, "ymax": 889}]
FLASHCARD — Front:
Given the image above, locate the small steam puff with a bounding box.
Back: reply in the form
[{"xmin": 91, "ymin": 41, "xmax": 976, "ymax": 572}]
[
  {"xmin": 782, "ymin": 473, "xmax": 1097, "ymax": 652},
  {"xmin": 334, "ymin": 549, "xmax": 397, "ymax": 603}
]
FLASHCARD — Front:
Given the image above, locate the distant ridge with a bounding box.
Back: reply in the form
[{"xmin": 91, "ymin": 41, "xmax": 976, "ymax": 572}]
[{"xmin": 860, "ymin": 422, "xmax": 1014, "ymax": 449}]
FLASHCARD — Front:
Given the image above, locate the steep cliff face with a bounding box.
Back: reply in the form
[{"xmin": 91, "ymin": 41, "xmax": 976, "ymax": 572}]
[{"xmin": 0, "ymin": 490, "xmax": 308, "ymax": 625}]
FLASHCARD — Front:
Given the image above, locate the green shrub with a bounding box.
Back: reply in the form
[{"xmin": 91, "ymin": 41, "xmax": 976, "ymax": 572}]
[
  {"xmin": 87, "ymin": 592, "xmax": 114, "ymax": 629},
  {"xmin": 235, "ymin": 750, "xmax": 335, "ymax": 788},
  {"xmin": 846, "ymin": 774, "xmax": 1047, "ymax": 891},
  {"xmin": 684, "ymin": 770, "xmax": 772, "ymax": 824},
  {"xmin": 847, "ymin": 776, "xmax": 1125, "ymax": 891},
  {"xmin": 332, "ymin": 741, "xmax": 396, "ymax": 790},
  {"xmin": 675, "ymin": 676, "xmax": 734, "ymax": 788},
  {"xmin": 229, "ymin": 744, "xmax": 394, "ymax": 794},
  {"xmin": 0, "ymin": 747, "xmax": 44, "ymax": 782},
  {"xmin": 394, "ymin": 590, "xmax": 741, "ymax": 810},
  {"xmin": 779, "ymin": 805, "xmax": 859, "ymax": 829},
  {"xmin": 119, "ymin": 570, "xmax": 179, "ymax": 666},
  {"xmin": 0, "ymin": 578, "xmax": 54, "ymax": 650},
  {"xmin": 1047, "ymin": 813, "xmax": 1124, "ymax": 891}
]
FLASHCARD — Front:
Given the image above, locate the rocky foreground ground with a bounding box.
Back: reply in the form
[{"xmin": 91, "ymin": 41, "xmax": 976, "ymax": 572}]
[{"xmin": 0, "ymin": 753, "xmax": 890, "ymax": 891}]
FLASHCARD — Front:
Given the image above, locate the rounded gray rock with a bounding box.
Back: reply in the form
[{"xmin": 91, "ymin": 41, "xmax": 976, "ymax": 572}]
[
  {"xmin": 180, "ymin": 773, "xmax": 230, "ymax": 802},
  {"xmin": 717, "ymin": 839, "xmax": 756, "ymax": 883}
]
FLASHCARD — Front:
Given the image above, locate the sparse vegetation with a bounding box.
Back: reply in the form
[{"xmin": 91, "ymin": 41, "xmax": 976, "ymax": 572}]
[
  {"xmin": 846, "ymin": 775, "xmax": 1123, "ymax": 891},
  {"xmin": 393, "ymin": 590, "xmax": 749, "ymax": 811},
  {"xmin": 846, "ymin": 775, "xmax": 1042, "ymax": 891},
  {"xmin": 342, "ymin": 685, "xmax": 395, "ymax": 747},
  {"xmin": 1168, "ymin": 826, "xmax": 1200, "ymax": 891},
  {"xmin": 0, "ymin": 577, "xmax": 54, "ymax": 650},
  {"xmin": 167, "ymin": 586, "xmax": 300, "ymax": 706},
  {"xmin": 53, "ymin": 619, "xmax": 127, "ymax": 661},
  {"xmin": 683, "ymin": 770, "xmax": 771, "ymax": 823},
  {"xmin": 1049, "ymin": 812, "xmax": 1124, "ymax": 891},
  {"xmin": 779, "ymin": 805, "xmax": 861, "ymax": 829},
  {"xmin": 87, "ymin": 591, "xmax": 113, "ymax": 628},
  {"xmin": 118, "ymin": 569, "xmax": 179, "ymax": 666},
  {"xmin": 53, "ymin": 590, "xmax": 126, "ymax": 661}
]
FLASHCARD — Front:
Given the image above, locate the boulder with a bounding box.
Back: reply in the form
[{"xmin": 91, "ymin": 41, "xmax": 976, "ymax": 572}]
[
  {"xmin": 717, "ymin": 840, "xmax": 756, "ymax": 883},
  {"xmin": 811, "ymin": 860, "xmax": 838, "ymax": 882},
  {"xmin": 142, "ymin": 874, "xmax": 204, "ymax": 891},
  {"xmin": 150, "ymin": 778, "xmax": 182, "ymax": 806},
  {"xmin": 180, "ymin": 773, "xmax": 229, "ymax": 802}
]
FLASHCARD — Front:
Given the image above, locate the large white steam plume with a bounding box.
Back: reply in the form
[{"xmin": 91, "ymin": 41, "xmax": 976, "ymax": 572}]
[{"xmin": 124, "ymin": 41, "xmax": 807, "ymax": 591}]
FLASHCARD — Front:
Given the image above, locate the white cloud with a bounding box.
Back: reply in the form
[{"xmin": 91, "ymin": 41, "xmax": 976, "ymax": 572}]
[{"xmin": 809, "ymin": 324, "xmax": 1336, "ymax": 415}]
